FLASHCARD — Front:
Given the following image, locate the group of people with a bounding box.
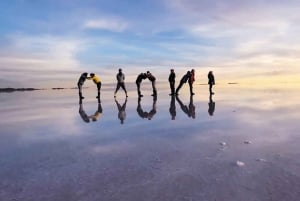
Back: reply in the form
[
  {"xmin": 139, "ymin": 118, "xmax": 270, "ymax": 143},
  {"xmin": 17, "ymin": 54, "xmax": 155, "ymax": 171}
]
[{"xmin": 77, "ymin": 68, "xmax": 215, "ymax": 99}]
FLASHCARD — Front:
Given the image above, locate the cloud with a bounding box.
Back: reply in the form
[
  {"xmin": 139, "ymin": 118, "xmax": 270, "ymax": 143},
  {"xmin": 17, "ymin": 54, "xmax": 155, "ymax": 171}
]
[{"xmin": 83, "ymin": 17, "xmax": 128, "ymax": 32}]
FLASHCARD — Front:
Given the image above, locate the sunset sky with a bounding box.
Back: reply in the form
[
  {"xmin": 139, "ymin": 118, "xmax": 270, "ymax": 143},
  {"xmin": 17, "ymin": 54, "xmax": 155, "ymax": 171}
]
[{"xmin": 0, "ymin": 0, "xmax": 299, "ymax": 88}]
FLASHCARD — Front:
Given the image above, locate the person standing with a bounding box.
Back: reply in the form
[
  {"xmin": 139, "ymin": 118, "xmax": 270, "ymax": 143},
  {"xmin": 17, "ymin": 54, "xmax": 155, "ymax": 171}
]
[
  {"xmin": 175, "ymin": 71, "xmax": 191, "ymax": 95},
  {"xmin": 188, "ymin": 69, "xmax": 195, "ymax": 95},
  {"xmin": 87, "ymin": 73, "xmax": 101, "ymax": 98},
  {"xmin": 208, "ymin": 71, "xmax": 215, "ymax": 95},
  {"xmin": 136, "ymin": 73, "xmax": 147, "ymax": 97},
  {"xmin": 77, "ymin": 72, "xmax": 88, "ymax": 99},
  {"xmin": 146, "ymin": 71, "xmax": 157, "ymax": 96},
  {"xmin": 168, "ymin": 69, "xmax": 176, "ymax": 95},
  {"xmin": 114, "ymin": 68, "xmax": 128, "ymax": 97}
]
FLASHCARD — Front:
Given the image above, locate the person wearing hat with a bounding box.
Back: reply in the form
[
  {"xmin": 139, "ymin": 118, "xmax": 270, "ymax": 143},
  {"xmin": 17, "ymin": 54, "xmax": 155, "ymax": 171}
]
[
  {"xmin": 77, "ymin": 72, "xmax": 88, "ymax": 99},
  {"xmin": 114, "ymin": 68, "xmax": 128, "ymax": 97},
  {"xmin": 87, "ymin": 73, "xmax": 101, "ymax": 98},
  {"xmin": 168, "ymin": 69, "xmax": 176, "ymax": 96}
]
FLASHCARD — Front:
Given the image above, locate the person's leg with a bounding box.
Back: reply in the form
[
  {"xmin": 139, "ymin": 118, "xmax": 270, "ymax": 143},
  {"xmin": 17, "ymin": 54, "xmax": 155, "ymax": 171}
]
[
  {"xmin": 176, "ymin": 82, "xmax": 183, "ymax": 94},
  {"xmin": 136, "ymin": 82, "xmax": 142, "ymax": 97},
  {"xmin": 152, "ymin": 81, "xmax": 157, "ymax": 96},
  {"xmin": 114, "ymin": 83, "xmax": 121, "ymax": 96},
  {"xmin": 96, "ymin": 82, "xmax": 101, "ymax": 98},
  {"xmin": 78, "ymin": 83, "xmax": 84, "ymax": 98},
  {"xmin": 171, "ymin": 82, "xmax": 175, "ymax": 95},
  {"xmin": 189, "ymin": 82, "xmax": 194, "ymax": 95},
  {"xmin": 121, "ymin": 83, "xmax": 128, "ymax": 96}
]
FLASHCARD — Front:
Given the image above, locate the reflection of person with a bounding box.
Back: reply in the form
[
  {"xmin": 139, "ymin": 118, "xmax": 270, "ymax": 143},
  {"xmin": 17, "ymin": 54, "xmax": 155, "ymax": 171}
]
[
  {"xmin": 78, "ymin": 97, "xmax": 103, "ymax": 123},
  {"xmin": 79, "ymin": 101, "xmax": 90, "ymax": 123},
  {"xmin": 137, "ymin": 97, "xmax": 148, "ymax": 119},
  {"xmin": 168, "ymin": 69, "xmax": 176, "ymax": 95},
  {"xmin": 89, "ymin": 102, "xmax": 103, "ymax": 121},
  {"xmin": 189, "ymin": 95, "xmax": 196, "ymax": 119},
  {"xmin": 114, "ymin": 68, "xmax": 128, "ymax": 97},
  {"xmin": 175, "ymin": 71, "xmax": 191, "ymax": 95},
  {"xmin": 87, "ymin": 73, "xmax": 101, "ymax": 98},
  {"xmin": 147, "ymin": 71, "xmax": 157, "ymax": 96},
  {"xmin": 208, "ymin": 94, "xmax": 215, "ymax": 116},
  {"xmin": 208, "ymin": 71, "xmax": 215, "ymax": 95},
  {"xmin": 115, "ymin": 97, "xmax": 127, "ymax": 124},
  {"xmin": 188, "ymin": 69, "xmax": 195, "ymax": 95},
  {"xmin": 169, "ymin": 95, "xmax": 176, "ymax": 120},
  {"xmin": 136, "ymin": 96, "xmax": 157, "ymax": 120},
  {"xmin": 136, "ymin": 73, "xmax": 148, "ymax": 97},
  {"xmin": 77, "ymin": 72, "xmax": 88, "ymax": 99},
  {"xmin": 176, "ymin": 95, "xmax": 195, "ymax": 119}
]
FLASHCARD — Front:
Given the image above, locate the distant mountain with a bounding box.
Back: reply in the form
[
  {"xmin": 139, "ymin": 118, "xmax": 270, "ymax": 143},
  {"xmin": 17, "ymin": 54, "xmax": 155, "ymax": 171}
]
[{"xmin": 0, "ymin": 88, "xmax": 41, "ymax": 93}]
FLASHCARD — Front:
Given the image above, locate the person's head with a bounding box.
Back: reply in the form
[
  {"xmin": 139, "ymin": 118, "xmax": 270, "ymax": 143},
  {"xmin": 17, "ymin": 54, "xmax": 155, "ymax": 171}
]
[
  {"xmin": 90, "ymin": 73, "xmax": 95, "ymax": 77},
  {"xmin": 146, "ymin": 71, "xmax": 150, "ymax": 74},
  {"xmin": 121, "ymin": 119, "xmax": 124, "ymax": 124},
  {"xmin": 119, "ymin": 68, "xmax": 122, "ymax": 72},
  {"xmin": 170, "ymin": 69, "xmax": 174, "ymax": 72},
  {"xmin": 83, "ymin": 72, "xmax": 88, "ymax": 77},
  {"xmin": 91, "ymin": 117, "xmax": 97, "ymax": 121},
  {"xmin": 191, "ymin": 69, "xmax": 195, "ymax": 73}
]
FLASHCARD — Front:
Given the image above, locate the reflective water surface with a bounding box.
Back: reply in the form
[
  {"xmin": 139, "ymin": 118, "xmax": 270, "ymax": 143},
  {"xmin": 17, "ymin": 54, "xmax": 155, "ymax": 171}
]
[{"xmin": 1, "ymin": 84, "xmax": 300, "ymax": 201}]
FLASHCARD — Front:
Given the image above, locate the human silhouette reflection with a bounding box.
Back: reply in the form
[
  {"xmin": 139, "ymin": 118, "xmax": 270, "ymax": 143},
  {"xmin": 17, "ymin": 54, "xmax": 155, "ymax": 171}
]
[
  {"xmin": 137, "ymin": 96, "xmax": 157, "ymax": 120},
  {"xmin": 115, "ymin": 97, "xmax": 127, "ymax": 124},
  {"xmin": 208, "ymin": 94, "xmax": 215, "ymax": 116},
  {"xmin": 79, "ymin": 97, "xmax": 103, "ymax": 123},
  {"xmin": 169, "ymin": 95, "xmax": 176, "ymax": 120},
  {"xmin": 176, "ymin": 95, "xmax": 195, "ymax": 119}
]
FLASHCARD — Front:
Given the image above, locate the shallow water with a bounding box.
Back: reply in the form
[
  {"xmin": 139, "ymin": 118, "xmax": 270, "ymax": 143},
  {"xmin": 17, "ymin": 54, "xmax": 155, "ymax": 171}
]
[{"xmin": 1, "ymin": 84, "xmax": 300, "ymax": 201}]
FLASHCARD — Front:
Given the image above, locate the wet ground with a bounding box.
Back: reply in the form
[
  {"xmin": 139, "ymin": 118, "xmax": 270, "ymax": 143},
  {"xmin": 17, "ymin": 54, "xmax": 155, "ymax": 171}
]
[{"xmin": 1, "ymin": 84, "xmax": 300, "ymax": 201}]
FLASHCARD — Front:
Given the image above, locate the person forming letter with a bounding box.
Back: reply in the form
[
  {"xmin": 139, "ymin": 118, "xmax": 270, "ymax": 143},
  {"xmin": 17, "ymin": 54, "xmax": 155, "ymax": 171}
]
[
  {"xmin": 208, "ymin": 71, "xmax": 215, "ymax": 95},
  {"xmin": 88, "ymin": 73, "xmax": 102, "ymax": 98},
  {"xmin": 77, "ymin": 72, "xmax": 88, "ymax": 99},
  {"xmin": 168, "ymin": 69, "xmax": 176, "ymax": 96},
  {"xmin": 147, "ymin": 71, "xmax": 157, "ymax": 96},
  {"xmin": 175, "ymin": 71, "xmax": 191, "ymax": 95},
  {"xmin": 114, "ymin": 68, "xmax": 128, "ymax": 97},
  {"xmin": 136, "ymin": 73, "xmax": 147, "ymax": 97},
  {"xmin": 188, "ymin": 69, "xmax": 195, "ymax": 95}
]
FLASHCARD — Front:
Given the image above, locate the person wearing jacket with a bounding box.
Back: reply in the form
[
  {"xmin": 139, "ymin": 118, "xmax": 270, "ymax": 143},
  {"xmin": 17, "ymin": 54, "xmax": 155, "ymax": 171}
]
[
  {"xmin": 168, "ymin": 69, "xmax": 176, "ymax": 95},
  {"xmin": 77, "ymin": 72, "xmax": 88, "ymax": 99},
  {"xmin": 146, "ymin": 71, "xmax": 157, "ymax": 96},
  {"xmin": 87, "ymin": 73, "xmax": 101, "ymax": 98},
  {"xmin": 208, "ymin": 71, "xmax": 215, "ymax": 95},
  {"xmin": 188, "ymin": 69, "xmax": 195, "ymax": 95}
]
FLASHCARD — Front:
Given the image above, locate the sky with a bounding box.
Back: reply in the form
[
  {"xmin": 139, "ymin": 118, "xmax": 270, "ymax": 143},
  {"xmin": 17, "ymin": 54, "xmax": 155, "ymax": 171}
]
[{"xmin": 0, "ymin": 0, "xmax": 300, "ymax": 88}]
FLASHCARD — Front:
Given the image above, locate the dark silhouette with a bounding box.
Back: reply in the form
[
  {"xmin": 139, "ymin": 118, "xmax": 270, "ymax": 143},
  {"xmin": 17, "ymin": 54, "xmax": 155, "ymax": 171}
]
[
  {"xmin": 114, "ymin": 68, "xmax": 128, "ymax": 97},
  {"xmin": 136, "ymin": 73, "xmax": 148, "ymax": 97},
  {"xmin": 168, "ymin": 69, "xmax": 176, "ymax": 95},
  {"xmin": 137, "ymin": 96, "xmax": 157, "ymax": 120},
  {"xmin": 208, "ymin": 94, "xmax": 215, "ymax": 116},
  {"xmin": 77, "ymin": 72, "xmax": 88, "ymax": 99},
  {"xmin": 208, "ymin": 71, "xmax": 215, "ymax": 95},
  {"xmin": 146, "ymin": 71, "xmax": 157, "ymax": 96},
  {"xmin": 115, "ymin": 97, "xmax": 127, "ymax": 124},
  {"xmin": 169, "ymin": 95, "xmax": 176, "ymax": 120},
  {"xmin": 87, "ymin": 73, "xmax": 101, "ymax": 98},
  {"xmin": 188, "ymin": 69, "xmax": 195, "ymax": 95},
  {"xmin": 79, "ymin": 97, "xmax": 103, "ymax": 123},
  {"xmin": 175, "ymin": 71, "xmax": 191, "ymax": 95},
  {"xmin": 176, "ymin": 95, "xmax": 195, "ymax": 119}
]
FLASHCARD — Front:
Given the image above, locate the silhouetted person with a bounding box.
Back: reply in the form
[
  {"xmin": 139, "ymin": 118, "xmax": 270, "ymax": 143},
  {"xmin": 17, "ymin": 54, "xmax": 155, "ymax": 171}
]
[
  {"xmin": 136, "ymin": 73, "xmax": 148, "ymax": 97},
  {"xmin": 175, "ymin": 71, "xmax": 191, "ymax": 95},
  {"xmin": 114, "ymin": 68, "xmax": 128, "ymax": 97},
  {"xmin": 208, "ymin": 71, "xmax": 215, "ymax": 95},
  {"xmin": 208, "ymin": 94, "xmax": 215, "ymax": 116},
  {"xmin": 115, "ymin": 97, "xmax": 127, "ymax": 124},
  {"xmin": 87, "ymin": 73, "xmax": 101, "ymax": 98},
  {"xmin": 188, "ymin": 69, "xmax": 195, "ymax": 95},
  {"xmin": 147, "ymin": 71, "xmax": 157, "ymax": 96},
  {"xmin": 77, "ymin": 72, "xmax": 88, "ymax": 99},
  {"xmin": 168, "ymin": 69, "xmax": 176, "ymax": 95},
  {"xmin": 188, "ymin": 95, "xmax": 196, "ymax": 119},
  {"xmin": 169, "ymin": 95, "xmax": 176, "ymax": 120},
  {"xmin": 137, "ymin": 97, "xmax": 148, "ymax": 119}
]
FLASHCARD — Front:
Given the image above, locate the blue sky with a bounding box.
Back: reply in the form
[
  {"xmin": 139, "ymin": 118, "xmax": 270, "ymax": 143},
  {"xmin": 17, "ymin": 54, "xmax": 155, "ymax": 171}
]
[{"xmin": 0, "ymin": 0, "xmax": 300, "ymax": 87}]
